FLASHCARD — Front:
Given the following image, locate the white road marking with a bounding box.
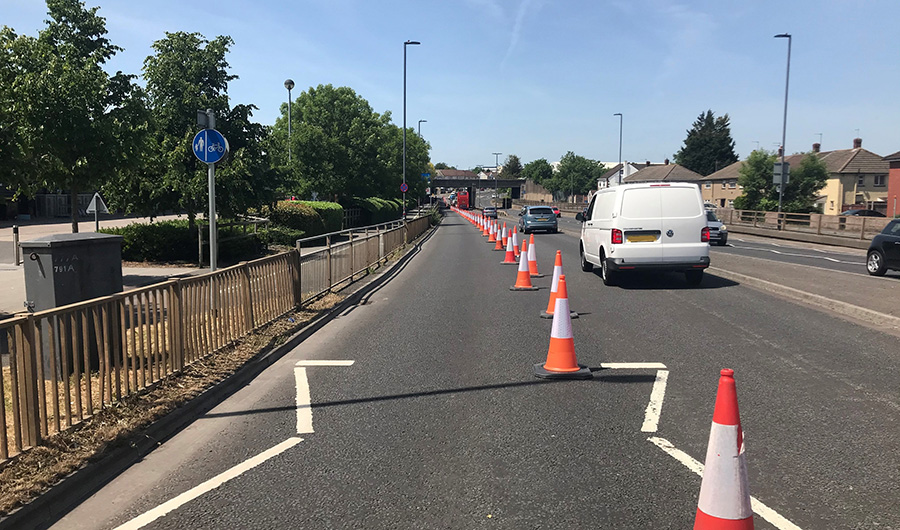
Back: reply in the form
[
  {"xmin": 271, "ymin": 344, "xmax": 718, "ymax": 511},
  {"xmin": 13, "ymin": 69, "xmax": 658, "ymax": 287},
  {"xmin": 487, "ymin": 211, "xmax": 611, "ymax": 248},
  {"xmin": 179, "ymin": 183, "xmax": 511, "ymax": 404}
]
[
  {"xmin": 640, "ymin": 370, "xmax": 669, "ymax": 433},
  {"xmin": 648, "ymin": 436, "xmax": 803, "ymax": 530},
  {"xmin": 729, "ymin": 245, "xmax": 864, "ymax": 265},
  {"xmin": 115, "ymin": 437, "xmax": 303, "ymax": 530},
  {"xmin": 295, "ymin": 367, "xmax": 314, "ymax": 434},
  {"xmin": 601, "ymin": 362, "xmax": 667, "ymax": 370},
  {"xmin": 297, "ymin": 360, "xmax": 356, "ymax": 366},
  {"xmin": 295, "ymin": 360, "xmax": 354, "ymax": 434}
]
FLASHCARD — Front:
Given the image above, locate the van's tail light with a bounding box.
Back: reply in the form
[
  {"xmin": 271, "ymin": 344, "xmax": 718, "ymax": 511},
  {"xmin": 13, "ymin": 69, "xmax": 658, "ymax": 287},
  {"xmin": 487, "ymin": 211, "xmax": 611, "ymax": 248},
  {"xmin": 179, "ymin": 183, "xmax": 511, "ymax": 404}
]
[
  {"xmin": 701, "ymin": 227, "xmax": 710, "ymax": 242},
  {"xmin": 612, "ymin": 228, "xmax": 624, "ymax": 244}
]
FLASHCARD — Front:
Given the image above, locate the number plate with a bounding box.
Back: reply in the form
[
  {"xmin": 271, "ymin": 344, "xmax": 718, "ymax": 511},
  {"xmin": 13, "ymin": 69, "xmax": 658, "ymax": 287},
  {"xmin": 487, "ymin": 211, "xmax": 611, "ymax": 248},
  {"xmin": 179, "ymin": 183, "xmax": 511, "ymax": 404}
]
[
  {"xmin": 626, "ymin": 234, "xmax": 657, "ymax": 243},
  {"xmin": 536, "ymin": 218, "xmax": 548, "ymax": 222}
]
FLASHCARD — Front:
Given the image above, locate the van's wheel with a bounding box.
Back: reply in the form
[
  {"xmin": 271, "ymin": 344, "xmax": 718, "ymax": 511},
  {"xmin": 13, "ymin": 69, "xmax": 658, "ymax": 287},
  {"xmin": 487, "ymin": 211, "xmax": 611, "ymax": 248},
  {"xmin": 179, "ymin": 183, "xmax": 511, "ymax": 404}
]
[
  {"xmin": 685, "ymin": 270, "xmax": 704, "ymax": 286},
  {"xmin": 600, "ymin": 253, "xmax": 617, "ymax": 286},
  {"xmin": 580, "ymin": 245, "xmax": 593, "ymax": 272}
]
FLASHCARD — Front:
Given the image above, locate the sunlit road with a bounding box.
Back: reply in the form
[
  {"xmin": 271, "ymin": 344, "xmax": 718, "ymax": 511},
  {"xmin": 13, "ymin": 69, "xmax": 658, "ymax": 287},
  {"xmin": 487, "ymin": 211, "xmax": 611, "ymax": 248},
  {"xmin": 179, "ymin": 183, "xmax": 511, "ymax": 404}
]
[{"xmin": 52, "ymin": 212, "xmax": 900, "ymax": 529}]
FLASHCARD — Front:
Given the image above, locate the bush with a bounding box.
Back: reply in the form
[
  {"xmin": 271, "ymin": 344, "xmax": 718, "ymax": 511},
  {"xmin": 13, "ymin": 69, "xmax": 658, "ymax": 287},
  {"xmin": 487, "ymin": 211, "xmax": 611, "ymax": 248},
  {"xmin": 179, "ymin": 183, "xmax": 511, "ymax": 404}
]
[
  {"xmin": 302, "ymin": 201, "xmax": 343, "ymax": 232},
  {"xmin": 100, "ymin": 220, "xmax": 195, "ymax": 262},
  {"xmin": 347, "ymin": 197, "xmax": 403, "ymax": 225},
  {"xmin": 262, "ymin": 226, "xmax": 305, "ymax": 246},
  {"xmin": 267, "ymin": 200, "xmax": 343, "ymax": 237}
]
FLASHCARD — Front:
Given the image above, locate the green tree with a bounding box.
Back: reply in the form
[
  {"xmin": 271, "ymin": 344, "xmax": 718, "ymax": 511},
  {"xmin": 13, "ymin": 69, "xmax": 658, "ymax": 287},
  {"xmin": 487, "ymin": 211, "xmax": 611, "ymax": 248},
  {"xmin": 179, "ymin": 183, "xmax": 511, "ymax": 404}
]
[
  {"xmin": 522, "ymin": 158, "xmax": 553, "ymax": 186},
  {"xmin": 674, "ymin": 110, "xmax": 738, "ymax": 176},
  {"xmin": 781, "ymin": 153, "xmax": 829, "ymax": 213},
  {"xmin": 434, "ymin": 162, "xmax": 455, "ymax": 170},
  {"xmin": 734, "ymin": 150, "xmax": 828, "ymax": 213},
  {"xmin": 2, "ymin": 0, "xmax": 148, "ymax": 232},
  {"xmin": 545, "ymin": 152, "xmax": 604, "ymax": 197},
  {"xmin": 733, "ymin": 150, "xmax": 776, "ymax": 211},
  {"xmin": 499, "ymin": 154, "xmax": 523, "ymax": 179}
]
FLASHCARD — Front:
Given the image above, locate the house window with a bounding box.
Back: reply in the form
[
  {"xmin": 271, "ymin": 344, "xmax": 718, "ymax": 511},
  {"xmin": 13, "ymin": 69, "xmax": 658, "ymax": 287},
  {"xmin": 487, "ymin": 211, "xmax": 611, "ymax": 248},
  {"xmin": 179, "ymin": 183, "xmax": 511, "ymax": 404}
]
[
  {"xmin": 727, "ymin": 199, "xmax": 734, "ymax": 208},
  {"xmin": 728, "ymin": 181, "xmax": 737, "ymax": 189},
  {"xmin": 874, "ymin": 175, "xmax": 886, "ymax": 187},
  {"xmin": 721, "ymin": 182, "xmax": 726, "ymax": 189},
  {"xmin": 703, "ymin": 182, "xmax": 711, "ymax": 189},
  {"xmin": 858, "ymin": 175, "xmax": 865, "ymax": 186}
]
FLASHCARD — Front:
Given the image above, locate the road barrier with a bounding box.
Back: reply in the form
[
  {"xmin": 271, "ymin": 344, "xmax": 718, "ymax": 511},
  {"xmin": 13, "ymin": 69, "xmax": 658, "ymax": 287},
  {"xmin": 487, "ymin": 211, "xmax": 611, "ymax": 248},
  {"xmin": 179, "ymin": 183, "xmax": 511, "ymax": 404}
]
[{"xmin": 0, "ymin": 214, "xmax": 433, "ymax": 464}]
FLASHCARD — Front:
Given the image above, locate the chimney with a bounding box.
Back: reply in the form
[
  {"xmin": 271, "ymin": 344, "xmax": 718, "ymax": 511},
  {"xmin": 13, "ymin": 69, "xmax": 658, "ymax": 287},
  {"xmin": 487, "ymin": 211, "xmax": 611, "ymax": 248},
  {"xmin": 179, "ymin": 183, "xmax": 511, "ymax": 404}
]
[
  {"xmin": 853, "ymin": 137, "xmax": 862, "ymax": 149},
  {"xmin": 664, "ymin": 158, "xmax": 669, "ymax": 165},
  {"xmin": 646, "ymin": 160, "xmax": 650, "ymax": 166},
  {"xmin": 777, "ymin": 146, "xmax": 783, "ymax": 157},
  {"xmin": 812, "ymin": 143, "xmax": 821, "ymax": 153}
]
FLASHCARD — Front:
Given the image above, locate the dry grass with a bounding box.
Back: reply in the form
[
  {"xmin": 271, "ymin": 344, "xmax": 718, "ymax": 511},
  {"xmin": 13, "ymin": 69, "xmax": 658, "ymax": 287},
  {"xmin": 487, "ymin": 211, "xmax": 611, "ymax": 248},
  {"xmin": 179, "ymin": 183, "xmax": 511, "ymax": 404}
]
[{"xmin": 0, "ymin": 294, "xmax": 342, "ymax": 515}]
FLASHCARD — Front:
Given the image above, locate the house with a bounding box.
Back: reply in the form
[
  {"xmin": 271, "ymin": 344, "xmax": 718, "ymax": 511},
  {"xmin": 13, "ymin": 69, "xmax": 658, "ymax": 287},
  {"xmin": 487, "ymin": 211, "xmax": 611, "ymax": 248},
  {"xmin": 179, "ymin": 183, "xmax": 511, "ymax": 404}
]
[
  {"xmin": 705, "ymin": 139, "xmax": 889, "ymax": 214},
  {"xmin": 598, "ymin": 161, "xmax": 660, "ymax": 188},
  {"xmin": 884, "ymin": 150, "xmax": 900, "ymax": 217},
  {"xmin": 622, "ymin": 159, "xmax": 704, "ymax": 184}
]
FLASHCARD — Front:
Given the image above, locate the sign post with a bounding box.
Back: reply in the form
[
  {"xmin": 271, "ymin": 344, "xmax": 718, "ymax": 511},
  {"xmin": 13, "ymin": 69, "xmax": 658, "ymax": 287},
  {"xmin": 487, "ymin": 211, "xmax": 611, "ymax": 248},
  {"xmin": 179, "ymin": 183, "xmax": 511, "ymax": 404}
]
[
  {"xmin": 86, "ymin": 192, "xmax": 109, "ymax": 232},
  {"xmin": 193, "ymin": 109, "xmax": 229, "ymax": 271}
]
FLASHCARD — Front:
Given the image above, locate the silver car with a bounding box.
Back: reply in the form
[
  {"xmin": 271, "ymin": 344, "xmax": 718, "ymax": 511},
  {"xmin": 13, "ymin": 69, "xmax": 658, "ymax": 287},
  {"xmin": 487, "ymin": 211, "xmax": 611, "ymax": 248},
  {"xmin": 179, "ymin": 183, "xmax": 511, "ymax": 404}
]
[
  {"xmin": 518, "ymin": 206, "xmax": 559, "ymax": 234},
  {"xmin": 706, "ymin": 211, "xmax": 728, "ymax": 246}
]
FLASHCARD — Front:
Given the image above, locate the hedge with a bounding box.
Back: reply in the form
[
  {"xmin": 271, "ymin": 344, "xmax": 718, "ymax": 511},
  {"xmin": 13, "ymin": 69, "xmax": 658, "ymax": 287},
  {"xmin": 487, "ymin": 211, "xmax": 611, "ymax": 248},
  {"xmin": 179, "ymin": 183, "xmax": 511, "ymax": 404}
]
[
  {"xmin": 100, "ymin": 220, "xmax": 263, "ymax": 263},
  {"xmin": 268, "ymin": 200, "xmax": 343, "ymax": 238}
]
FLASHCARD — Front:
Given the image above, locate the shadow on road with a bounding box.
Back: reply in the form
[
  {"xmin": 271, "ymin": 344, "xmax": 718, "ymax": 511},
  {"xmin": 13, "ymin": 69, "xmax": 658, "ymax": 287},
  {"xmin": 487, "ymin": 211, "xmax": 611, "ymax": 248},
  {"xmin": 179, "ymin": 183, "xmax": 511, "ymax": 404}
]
[{"xmin": 590, "ymin": 270, "xmax": 739, "ymax": 290}]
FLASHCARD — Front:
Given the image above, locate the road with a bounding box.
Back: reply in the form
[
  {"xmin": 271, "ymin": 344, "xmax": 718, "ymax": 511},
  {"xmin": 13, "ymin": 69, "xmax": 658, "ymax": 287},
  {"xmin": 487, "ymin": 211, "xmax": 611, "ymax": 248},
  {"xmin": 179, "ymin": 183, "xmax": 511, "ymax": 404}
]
[{"xmin": 50, "ymin": 212, "xmax": 900, "ymax": 529}]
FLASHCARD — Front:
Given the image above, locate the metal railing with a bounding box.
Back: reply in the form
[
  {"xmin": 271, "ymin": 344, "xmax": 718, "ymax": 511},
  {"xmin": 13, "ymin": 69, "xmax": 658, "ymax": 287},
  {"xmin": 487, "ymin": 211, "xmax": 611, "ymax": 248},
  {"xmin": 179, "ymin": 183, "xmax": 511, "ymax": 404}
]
[
  {"xmin": 1, "ymin": 214, "xmax": 433, "ymax": 463},
  {"xmin": 716, "ymin": 209, "xmax": 892, "ymax": 240}
]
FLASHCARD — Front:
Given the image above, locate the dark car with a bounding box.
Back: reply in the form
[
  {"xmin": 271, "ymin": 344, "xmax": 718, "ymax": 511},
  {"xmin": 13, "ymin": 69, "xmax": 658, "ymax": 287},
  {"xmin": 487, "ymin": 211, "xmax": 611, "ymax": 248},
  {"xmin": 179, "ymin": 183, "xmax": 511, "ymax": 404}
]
[
  {"xmin": 482, "ymin": 206, "xmax": 498, "ymax": 219},
  {"xmin": 841, "ymin": 209, "xmax": 886, "ymax": 217},
  {"xmin": 866, "ymin": 219, "xmax": 900, "ymax": 276},
  {"xmin": 706, "ymin": 211, "xmax": 728, "ymax": 246},
  {"xmin": 518, "ymin": 206, "xmax": 558, "ymax": 233}
]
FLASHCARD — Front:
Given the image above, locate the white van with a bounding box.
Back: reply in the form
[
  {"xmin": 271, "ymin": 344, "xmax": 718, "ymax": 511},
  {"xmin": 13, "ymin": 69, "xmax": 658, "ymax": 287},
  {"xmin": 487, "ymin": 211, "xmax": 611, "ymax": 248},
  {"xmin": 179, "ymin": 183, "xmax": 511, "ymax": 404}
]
[{"xmin": 576, "ymin": 182, "xmax": 710, "ymax": 286}]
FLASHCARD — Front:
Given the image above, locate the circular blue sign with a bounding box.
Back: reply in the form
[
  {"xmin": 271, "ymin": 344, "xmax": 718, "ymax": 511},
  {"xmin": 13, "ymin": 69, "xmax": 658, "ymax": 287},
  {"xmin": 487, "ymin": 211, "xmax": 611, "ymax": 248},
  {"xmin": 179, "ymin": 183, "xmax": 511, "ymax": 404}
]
[
  {"xmin": 192, "ymin": 129, "xmax": 229, "ymax": 164},
  {"xmin": 400, "ymin": 183, "xmax": 409, "ymax": 193}
]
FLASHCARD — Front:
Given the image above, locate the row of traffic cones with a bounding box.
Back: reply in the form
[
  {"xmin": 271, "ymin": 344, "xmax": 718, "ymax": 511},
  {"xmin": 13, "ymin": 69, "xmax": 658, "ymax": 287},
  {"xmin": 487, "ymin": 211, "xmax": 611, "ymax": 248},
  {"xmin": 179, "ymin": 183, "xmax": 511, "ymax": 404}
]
[
  {"xmin": 451, "ymin": 207, "xmax": 757, "ymax": 529},
  {"xmin": 451, "ymin": 206, "xmax": 588, "ymax": 379}
]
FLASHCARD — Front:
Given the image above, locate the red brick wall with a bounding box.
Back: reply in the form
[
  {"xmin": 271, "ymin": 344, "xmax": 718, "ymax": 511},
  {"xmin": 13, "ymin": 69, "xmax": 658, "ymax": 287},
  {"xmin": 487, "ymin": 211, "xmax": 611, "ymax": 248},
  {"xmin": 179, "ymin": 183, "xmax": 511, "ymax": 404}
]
[{"xmin": 888, "ymin": 161, "xmax": 900, "ymax": 217}]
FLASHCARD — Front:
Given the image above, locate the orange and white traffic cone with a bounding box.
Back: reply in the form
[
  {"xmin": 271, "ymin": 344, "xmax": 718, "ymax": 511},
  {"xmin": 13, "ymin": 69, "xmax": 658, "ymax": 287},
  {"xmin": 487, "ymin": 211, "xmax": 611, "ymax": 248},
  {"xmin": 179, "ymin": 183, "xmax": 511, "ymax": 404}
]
[
  {"xmin": 541, "ymin": 251, "xmax": 578, "ymax": 319},
  {"xmin": 694, "ymin": 369, "xmax": 753, "ymax": 530},
  {"xmin": 510, "ymin": 245, "xmax": 539, "ymax": 291},
  {"xmin": 527, "ymin": 234, "xmax": 544, "ymax": 278},
  {"xmin": 488, "ymin": 222, "xmax": 498, "ymax": 243},
  {"xmin": 533, "ymin": 276, "xmax": 592, "ymax": 379},
  {"xmin": 493, "ymin": 225, "xmax": 505, "ymax": 250},
  {"xmin": 501, "ymin": 223, "xmax": 509, "ymax": 248},
  {"xmin": 482, "ymin": 218, "xmax": 490, "ymax": 237},
  {"xmin": 501, "ymin": 233, "xmax": 518, "ymax": 264},
  {"xmin": 512, "ymin": 229, "xmax": 520, "ymax": 258}
]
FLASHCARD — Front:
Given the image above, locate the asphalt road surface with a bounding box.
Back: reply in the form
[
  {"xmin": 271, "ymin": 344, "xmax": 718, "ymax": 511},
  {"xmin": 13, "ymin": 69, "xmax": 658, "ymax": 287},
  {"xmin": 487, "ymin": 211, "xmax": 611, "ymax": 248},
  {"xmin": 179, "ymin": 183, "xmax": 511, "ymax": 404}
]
[{"xmin": 51, "ymin": 212, "xmax": 900, "ymax": 529}]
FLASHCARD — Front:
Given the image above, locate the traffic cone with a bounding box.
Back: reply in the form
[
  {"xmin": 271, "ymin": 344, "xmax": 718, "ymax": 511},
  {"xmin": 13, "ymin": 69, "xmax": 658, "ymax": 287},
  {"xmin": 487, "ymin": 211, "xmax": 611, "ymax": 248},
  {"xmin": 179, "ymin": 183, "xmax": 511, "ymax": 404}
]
[
  {"xmin": 533, "ymin": 276, "xmax": 591, "ymax": 379},
  {"xmin": 527, "ymin": 234, "xmax": 544, "ymax": 278},
  {"xmin": 510, "ymin": 246, "xmax": 539, "ymax": 291},
  {"xmin": 501, "ymin": 233, "xmax": 518, "ymax": 264},
  {"xmin": 694, "ymin": 369, "xmax": 753, "ymax": 530},
  {"xmin": 512, "ymin": 230, "xmax": 520, "ymax": 258},
  {"xmin": 489, "ymin": 222, "xmax": 498, "ymax": 243},
  {"xmin": 501, "ymin": 223, "xmax": 509, "ymax": 248},
  {"xmin": 482, "ymin": 218, "xmax": 490, "ymax": 236},
  {"xmin": 493, "ymin": 225, "xmax": 505, "ymax": 250},
  {"xmin": 541, "ymin": 251, "xmax": 578, "ymax": 319}
]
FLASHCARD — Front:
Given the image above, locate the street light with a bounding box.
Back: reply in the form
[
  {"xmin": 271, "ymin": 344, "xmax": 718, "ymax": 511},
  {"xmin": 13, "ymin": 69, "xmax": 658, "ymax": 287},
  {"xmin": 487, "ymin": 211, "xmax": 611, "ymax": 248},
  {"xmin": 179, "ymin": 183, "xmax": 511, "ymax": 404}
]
[
  {"xmin": 614, "ymin": 113, "xmax": 623, "ymax": 185},
  {"xmin": 418, "ymin": 119, "xmax": 427, "ymax": 136},
  {"xmin": 775, "ymin": 33, "xmax": 791, "ymax": 215},
  {"xmin": 403, "ymin": 40, "xmax": 420, "ymax": 219},
  {"xmin": 284, "ymin": 79, "xmax": 294, "ymax": 164},
  {"xmin": 493, "ymin": 152, "xmax": 502, "ymax": 207}
]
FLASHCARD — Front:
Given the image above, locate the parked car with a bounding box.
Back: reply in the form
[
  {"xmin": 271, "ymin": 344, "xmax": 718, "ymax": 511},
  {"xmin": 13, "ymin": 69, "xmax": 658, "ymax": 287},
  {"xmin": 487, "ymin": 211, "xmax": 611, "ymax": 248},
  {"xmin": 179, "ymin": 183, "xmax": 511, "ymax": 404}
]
[
  {"xmin": 840, "ymin": 209, "xmax": 886, "ymax": 217},
  {"xmin": 482, "ymin": 206, "xmax": 498, "ymax": 219},
  {"xmin": 706, "ymin": 210, "xmax": 728, "ymax": 246},
  {"xmin": 866, "ymin": 219, "xmax": 900, "ymax": 276},
  {"xmin": 551, "ymin": 207, "xmax": 561, "ymax": 217},
  {"xmin": 576, "ymin": 182, "xmax": 710, "ymax": 286},
  {"xmin": 518, "ymin": 206, "xmax": 558, "ymax": 234}
]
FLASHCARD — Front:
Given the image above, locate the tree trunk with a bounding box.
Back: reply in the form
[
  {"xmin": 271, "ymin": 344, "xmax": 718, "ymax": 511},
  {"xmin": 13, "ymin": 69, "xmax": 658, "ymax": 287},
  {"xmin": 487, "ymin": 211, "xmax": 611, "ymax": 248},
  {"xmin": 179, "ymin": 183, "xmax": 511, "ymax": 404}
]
[{"xmin": 70, "ymin": 188, "xmax": 79, "ymax": 233}]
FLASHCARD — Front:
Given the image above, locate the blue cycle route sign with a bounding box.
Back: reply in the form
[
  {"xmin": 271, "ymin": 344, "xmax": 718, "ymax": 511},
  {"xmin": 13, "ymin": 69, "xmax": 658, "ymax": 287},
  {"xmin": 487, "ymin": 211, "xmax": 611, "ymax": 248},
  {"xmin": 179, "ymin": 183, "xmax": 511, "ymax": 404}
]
[{"xmin": 192, "ymin": 129, "xmax": 229, "ymax": 164}]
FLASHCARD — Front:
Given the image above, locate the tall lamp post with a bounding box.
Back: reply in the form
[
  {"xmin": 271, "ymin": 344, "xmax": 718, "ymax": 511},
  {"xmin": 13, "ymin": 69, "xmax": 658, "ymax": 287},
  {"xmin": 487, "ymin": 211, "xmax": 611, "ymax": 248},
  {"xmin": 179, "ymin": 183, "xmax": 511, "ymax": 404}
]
[
  {"xmin": 418, "ymin": 119, "xmax": 427, "ymax": 136},
  {"xmin": 284, "ymin": 79, "xmax": 294, "ymax": 163},
  {"xmin": 775, "ymin": 33, "xmax": 791, "ymax": 215},
  {"xmin": 614, "ymin": 113, "xmax": 623, "ymax": 185},
  {"xmin": 492, "ymin": 152, "xmax": 502, "ymax": 207},
  {"xmin": 403, "ymin": 40, "xmax": 421, "ymax": 219}
]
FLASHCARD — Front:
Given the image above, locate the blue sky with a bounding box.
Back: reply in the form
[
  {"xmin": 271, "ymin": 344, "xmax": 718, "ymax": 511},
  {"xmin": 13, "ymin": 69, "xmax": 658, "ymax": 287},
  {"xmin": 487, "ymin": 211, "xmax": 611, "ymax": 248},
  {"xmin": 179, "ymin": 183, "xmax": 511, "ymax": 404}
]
[{"xmin": 5, "ymin": 0, "xmax": 900, "ymax": 170}]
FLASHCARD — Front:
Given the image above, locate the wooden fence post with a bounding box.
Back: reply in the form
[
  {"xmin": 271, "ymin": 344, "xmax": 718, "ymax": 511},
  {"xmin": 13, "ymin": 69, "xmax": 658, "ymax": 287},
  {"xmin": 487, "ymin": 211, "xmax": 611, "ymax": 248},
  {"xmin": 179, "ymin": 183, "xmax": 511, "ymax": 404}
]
[
  {"xmin": 816, "ymin": 214, "xmax": 823, "ymax": 235},
  {"xmin": 289, "ymin": 249, "xmax": 302, "ymax": 307},
  {"xmin": 326, "ymin": 235, "xmax": 332, "ymax": 290},
  {"xmin": 171, "ymin": 279, "xmax": 185, "ymax": 371},
  {"xmin": 860, "ymin": 216, "xmax": 867, "ymax": 240},
  {"xmin": 19, "ymin": 315, "xmax": 41, "ymax": 447},
  {"xmin": 240, "ymin": 262, "xmax": 255, "ymax": 331}
]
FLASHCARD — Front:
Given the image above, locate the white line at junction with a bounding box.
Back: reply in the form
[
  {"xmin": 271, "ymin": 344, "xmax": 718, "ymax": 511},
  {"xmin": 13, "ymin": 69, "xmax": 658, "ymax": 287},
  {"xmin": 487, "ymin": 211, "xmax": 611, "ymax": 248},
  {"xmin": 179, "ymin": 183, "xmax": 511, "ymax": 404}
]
[
  {"xmin": 640, "ymin": 370, "xmax": 669, "ymax": 433},
  {"xmin": 648, "ymin": 436, "xmax": 802, "ymax": 530},
  {"xmin": 295, "ymin": 360, "xmax": 355, "ymax": 434},
  {"xmin": 601, "ymin": 362, "xmax": 668, "ymax": 370},
  {"xmin": 296, "ymin": 360, "xmax": 356, "ymax": 366},
  {"xmin": 114, "ymin": 437, "xmax": 304, "ymax": 530}
]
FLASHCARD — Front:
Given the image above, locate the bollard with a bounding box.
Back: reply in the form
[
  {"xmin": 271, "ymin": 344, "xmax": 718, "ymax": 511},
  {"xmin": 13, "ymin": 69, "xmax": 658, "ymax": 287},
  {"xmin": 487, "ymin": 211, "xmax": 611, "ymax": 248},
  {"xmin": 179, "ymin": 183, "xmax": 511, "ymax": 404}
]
[{"xmin": 13, "ymin": 224, "xmax": 21, "ymax": 265}]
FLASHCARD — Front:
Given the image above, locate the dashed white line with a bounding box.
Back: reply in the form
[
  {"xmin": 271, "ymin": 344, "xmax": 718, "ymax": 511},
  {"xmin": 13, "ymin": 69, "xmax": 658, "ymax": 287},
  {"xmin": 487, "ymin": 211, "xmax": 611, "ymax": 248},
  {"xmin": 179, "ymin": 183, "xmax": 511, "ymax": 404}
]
[
  {"xmin": 648, "ymin": 436, "xmax": 803, "ymax": 530},
  {"xmin": 601, "ymin": 362, "xmax": 668, "ymax": 370},
  {"xmin": 640, "ymin": 370, "xmax": 669, "ymax": 433},
  {"xmin": 114, "ymin": 437, "xmax": 304, "ymax": 530}
]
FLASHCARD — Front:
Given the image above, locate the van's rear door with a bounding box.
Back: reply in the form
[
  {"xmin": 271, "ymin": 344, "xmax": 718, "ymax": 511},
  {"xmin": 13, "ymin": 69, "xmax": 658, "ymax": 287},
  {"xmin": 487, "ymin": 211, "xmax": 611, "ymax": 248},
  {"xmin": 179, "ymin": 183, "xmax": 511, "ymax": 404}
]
[
  {"xmin": 659, "ymin": 185, "xmax": 708, "ymax": 263},
  {"xmin": 618, "ymin": 187, "xmax": 664, "ymax": 263}
]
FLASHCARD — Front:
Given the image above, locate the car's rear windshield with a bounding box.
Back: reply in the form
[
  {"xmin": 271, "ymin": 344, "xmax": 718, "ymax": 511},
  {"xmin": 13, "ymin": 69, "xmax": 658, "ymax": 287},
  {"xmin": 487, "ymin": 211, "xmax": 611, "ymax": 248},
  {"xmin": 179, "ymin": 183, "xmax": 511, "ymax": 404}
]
[
  {"xmin": 706, "ymin": 211, "xmax": 719, "ymax": 222},
  {"xmin": 528, "ymin": 207, "xmax": 554, "ymax": 215}
]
